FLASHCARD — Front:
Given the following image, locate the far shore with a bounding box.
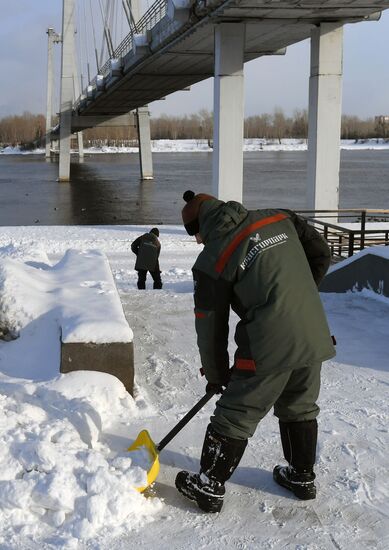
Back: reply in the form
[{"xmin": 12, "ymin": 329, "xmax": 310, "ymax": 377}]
[{"xmin": 1, "ymin": 137, "xmax": 389, "ymax": 156}]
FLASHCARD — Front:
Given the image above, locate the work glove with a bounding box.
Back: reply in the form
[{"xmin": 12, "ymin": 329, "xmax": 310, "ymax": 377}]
[
  {"xmin": 203, "ymin": 367, "xmax": 232, "ymax": 395},
  {"xmin": 205, "ymin": 382, "xmax": 225, "ymax": 395}
]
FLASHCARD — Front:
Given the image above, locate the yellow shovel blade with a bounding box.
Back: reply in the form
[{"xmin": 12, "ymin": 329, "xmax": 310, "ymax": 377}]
[{"xmin": 128, "ymin": 429, "xmax": 160, "ymax": 492}]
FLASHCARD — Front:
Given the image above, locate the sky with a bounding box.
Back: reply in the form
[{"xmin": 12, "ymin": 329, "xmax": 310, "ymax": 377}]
[
  {"xmin": 0, "ymin": 223, "xmax": 387, "ymax": 546},
  {"xmin": 0, "ymin": 1, "xmax": 388, "ymax": 120}
]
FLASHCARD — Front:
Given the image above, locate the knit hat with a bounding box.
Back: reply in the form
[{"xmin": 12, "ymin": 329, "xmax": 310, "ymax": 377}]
[
  {"xmin": 181, "ymin": 190, "xmax": 216, "ymax": 235},
  {"xmin": 150, "ymin": 227, "xmax": 160, "ymax": 237}
]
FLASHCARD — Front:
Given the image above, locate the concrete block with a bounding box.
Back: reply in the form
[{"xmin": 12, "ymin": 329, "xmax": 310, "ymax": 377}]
[
  {"xmin": 320, "ymin": 253, "xmax": 389, "ymax": 298},
  {"xmin": 61, "ymin": 340, "xmax": 134, "ymax": 395},
  {"xmin": 167, "ymin": 0, "xmax": 191, "ymax": 24},
  {"xmin": 133, "ymin": 33, "xmax": 150, "ymax": 57}
]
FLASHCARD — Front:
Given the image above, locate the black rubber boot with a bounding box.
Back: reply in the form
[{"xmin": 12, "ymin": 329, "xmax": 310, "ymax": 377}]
[
  {"xmin": 175, "ymin": 425, "xmax": 247, "ymax": 513},
  {"xmin": 273, "ymin": 465, "xmax": 316, "ymax": 500},
  {"xmin": 273, "ymin": 420, "xmax": 318, "ymax": 500}
]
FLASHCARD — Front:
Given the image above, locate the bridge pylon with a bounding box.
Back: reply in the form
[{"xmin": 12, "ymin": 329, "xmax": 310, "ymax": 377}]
[
  {"xmin": 45, "ymin": 28, "xmax": 61, "ymax": 159},
  {"xmin": 58, "ymin": 0, "xmax": 84, "ymax": 181},
  {"xmin": 58, "ymin": 0, "xmax": 75, "ymax": 181},
  {"xmin": 136, "ymin": 106, "xmax": 153, "ymax": 180},
  {"xmin": 212, "ymin": 22, "xmax": 245, "ymax": 203},
  {"xmin": 307, "ymin": 23, "xmax": 343, "ymax": 214}
]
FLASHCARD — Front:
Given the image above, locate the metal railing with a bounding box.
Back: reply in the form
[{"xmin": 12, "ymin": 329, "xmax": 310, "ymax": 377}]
[
  {"xmin": 297, "ymin": 209, "xmax": 389, "ymax": 261},
  {"xmin": 96, "ymin": 0, "xmax": 168, "ymax": 80}
]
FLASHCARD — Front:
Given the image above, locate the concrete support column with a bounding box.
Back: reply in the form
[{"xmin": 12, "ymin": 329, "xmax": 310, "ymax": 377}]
[
  {"xmin": 46, "ymin": 29, "xmax": 57, "ymax": 159},
  {"xmin": 136, "ymin": 106, "xmax": 153, "ymax": 180},
  {"xmin": 77, "ymin": 132, "xmax": 84, "ymax": 158},
  {"xmin": 307, "ymin": 23, "xmax": 343, "ymax": 211},
  {"xmin": 212, "ymin": 22, "xmax": 245, "ymax": 202},
  {"xmin": 59, "ymin": 0, "xmax": 75, "ymax": 181},
  {"xmin": 72, "ymin": 97, "xmax": 84, "ymax": 160},
  {"xmin": 72, "ymin": 27, "xmax": 84, "ymax": 159}
]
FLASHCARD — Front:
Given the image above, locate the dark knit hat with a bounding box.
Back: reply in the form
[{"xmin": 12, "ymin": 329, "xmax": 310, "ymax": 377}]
[
  {"xmin": 181, "ymin": 190, "xmax": 216, "ymax": 235},
  {"xmin": 150, "ymin": 227, "xmax": 160, "ymax": 237}
]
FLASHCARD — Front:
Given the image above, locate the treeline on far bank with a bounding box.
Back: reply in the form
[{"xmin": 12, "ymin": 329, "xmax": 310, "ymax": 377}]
[{"xmin": 0, "ymin": 109, "xmax": 386, "ymax": 149}]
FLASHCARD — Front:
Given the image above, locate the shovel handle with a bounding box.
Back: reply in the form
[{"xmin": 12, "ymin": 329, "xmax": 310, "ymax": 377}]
[{"xmin": 156, "ymin": 390, "xmax": 216, "ymax": 452}]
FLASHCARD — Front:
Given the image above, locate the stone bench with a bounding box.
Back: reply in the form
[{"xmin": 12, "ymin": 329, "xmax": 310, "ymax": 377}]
[
  {"xmin": 58, "ymin": 249, "xmax": 134, "ymax": 394},
  {"xmin": 0, "ymin": 246, "xmax": 134, "ymax": 393}
]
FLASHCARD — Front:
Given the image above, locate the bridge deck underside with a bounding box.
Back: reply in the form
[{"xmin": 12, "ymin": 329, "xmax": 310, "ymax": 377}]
[{"xmin": 76, "ymin": 0, "xmax": 389, "ymax": 120}]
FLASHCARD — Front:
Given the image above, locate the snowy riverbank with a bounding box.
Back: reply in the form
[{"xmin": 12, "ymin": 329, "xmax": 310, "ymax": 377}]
[
  {"xmin": 0, "ymin": 225, "xmax": 387, "ymax": 549},
  {"xmin": 1, "ymin": 137, "xmax": 389, "ymax": 155}
]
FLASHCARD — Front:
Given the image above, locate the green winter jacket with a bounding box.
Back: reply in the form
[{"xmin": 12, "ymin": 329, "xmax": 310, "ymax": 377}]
[
  {"xmin": 192, "ymin": 199, "xmax": 336, "ymax": 385},
  {"xmin": 131, "ymin": 232, "xmax": 161, "ymax": 271}
]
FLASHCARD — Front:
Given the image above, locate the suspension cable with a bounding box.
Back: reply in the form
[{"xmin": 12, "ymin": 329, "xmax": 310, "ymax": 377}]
[
  {"xmin": 98, "ymin": 0, "xmax": 115, "ymax": 61},
  {"xmin": 82, "ymin": 0, "xmax": 91, "ymax": 83},
  {"xmin": 110, "ymin": 0, "xmax": 116, "ymax": 48},
  {"xmin": 89, "ymin": 0, "xmax": 100, "ymax": 73},
  {"xmin": 75, "ymin": 0, "xmax": 83, "ymax": 95},
  {"xmin": 122, "ymin": 0, "xmax": 138, "ymax": 33}
]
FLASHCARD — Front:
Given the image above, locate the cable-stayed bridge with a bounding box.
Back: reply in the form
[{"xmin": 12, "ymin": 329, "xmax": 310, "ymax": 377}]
[{"xmin": 48, "ymin": 0, "xmax": 389, "ymax": 211}]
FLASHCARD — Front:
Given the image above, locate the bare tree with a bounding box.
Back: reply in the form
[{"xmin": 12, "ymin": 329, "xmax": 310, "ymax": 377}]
[
  {"xmin": 0, "ymin": 110, "xmax": 381, "ymax": 148},
  {"xmin": 291, "ymin": 109, "xmax": 308, "ymax": 139}
]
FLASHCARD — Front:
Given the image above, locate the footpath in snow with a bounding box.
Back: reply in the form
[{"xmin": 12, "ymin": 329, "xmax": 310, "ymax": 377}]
[{"xmin": 0, "ymin": 225, "xmax": 387, "ymax": 549}]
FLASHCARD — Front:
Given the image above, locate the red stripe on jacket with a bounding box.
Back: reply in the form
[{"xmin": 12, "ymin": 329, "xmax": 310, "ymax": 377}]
[
  {"xmin": 235, "ymin": 358, "xmax": 256, "ymax": 372},
  {"xmin": 195, "ymin": 311, "xmax": 207, "ymax": 319},
  {"xmin": 215, "ymin": 213, "xmax": 288, "ymax": 274}
]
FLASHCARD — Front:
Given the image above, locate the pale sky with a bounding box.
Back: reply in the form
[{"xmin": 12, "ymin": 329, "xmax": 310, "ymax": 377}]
[{"xmin": 0, "ymin": 1, "xmax": 388, "ymax": 119}]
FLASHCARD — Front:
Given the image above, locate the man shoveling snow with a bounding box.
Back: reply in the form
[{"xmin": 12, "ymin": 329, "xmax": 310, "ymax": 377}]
[{"xmin": 175, "ymin": 190, "xmax": 336, "ymax": 512}]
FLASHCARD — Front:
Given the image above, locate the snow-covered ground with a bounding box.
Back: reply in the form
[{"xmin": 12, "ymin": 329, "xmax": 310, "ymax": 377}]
[
  {"xmin": 1, "ymin": 138, "xmax": 389, "ymax": 155},
  {"xmin": 0, "ymin": 225, "xmax": 388, "ymax": 549}
]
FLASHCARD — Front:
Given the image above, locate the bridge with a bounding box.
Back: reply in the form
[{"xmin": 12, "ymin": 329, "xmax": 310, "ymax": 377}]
[{"xmin": 48, "ymin": 0, "xmax": 389, "ymax": 212}]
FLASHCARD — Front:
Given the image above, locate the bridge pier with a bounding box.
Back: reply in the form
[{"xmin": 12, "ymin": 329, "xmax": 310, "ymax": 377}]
[
  {"xmin": 45, "ymin": 29, "xmax": 60, "ymax": 159},
  {"xmin": 136, "ymin": 106, "xmax": 153, "ymax": 180},
  {"xmin": 72, "ymin": 98, "xmax": 84, "ymax": 163},
  {"xmin": 212, "ymin": 22, "xmax": 245, "ymax": 202},
  {"xmin": 59, "ymin": 0, "xmax": 75, "ymax": 181},
  {"xmin": 307, "ymin": 23, "xmax": 343, "ymax": 211}
]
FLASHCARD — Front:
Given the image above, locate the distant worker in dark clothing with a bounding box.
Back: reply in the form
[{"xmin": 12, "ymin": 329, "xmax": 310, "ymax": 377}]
[
  {"xmin": 131, "ymin": 228, "xmax": 163, "ymax": 289},
  {"xmin": 175, "ymin": 190, "xmax": 336, "ymax": 513}
]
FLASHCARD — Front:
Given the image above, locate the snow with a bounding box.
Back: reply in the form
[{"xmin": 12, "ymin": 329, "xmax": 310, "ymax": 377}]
[
  {"xmin": 1, "ymin": 137, "xmax": 389, "ymax": 155},
  {"xmin": 328, "ymin": 244, "xmax": 389, "ymax": 274},
  {"xmin": 0, "ymin": 247, "xmax": 132, "ymax": 345},
  {"xmin": 0, "ymin": 225, "xmax": 388, "ymax": 549}
]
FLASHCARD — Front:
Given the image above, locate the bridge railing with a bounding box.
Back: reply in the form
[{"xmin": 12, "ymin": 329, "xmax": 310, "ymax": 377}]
[
  {"xmin": 96, "ymin": 0, "xmax": 168, "ymax": 80},
  {"xmin": 297, "ymin": 209, "xmax": 389, "ymax": 261}
]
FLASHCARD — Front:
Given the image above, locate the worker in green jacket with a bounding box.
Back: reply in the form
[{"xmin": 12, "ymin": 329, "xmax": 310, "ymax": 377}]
[
  {"xmin": 175, "ymin": 190, "xmax": 336, "ymax": 513},
  {"xmin": 131, "ymin": 228, "xmax": 162, "ymax": 289}
]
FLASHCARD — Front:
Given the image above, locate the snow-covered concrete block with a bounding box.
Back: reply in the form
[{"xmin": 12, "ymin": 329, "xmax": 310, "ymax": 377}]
[
  {"xmin": 109, "ymin": 58, "xmax": 123, "ymax": 78},
  {"xmin": 133, "ymin": 33, "xmax": 151, "ymax": 57},
  {"xmin": 86, "ymin": 85, "xmax": 96, "ymax": 100},
  {"xmin": 0, "ymin": 247, "xmax": 134, "ymax": 394},
  {"xmin": 56, "ymin": 250, "xmax": 134, "ymax": 393},
  {"xmin": 320, "ymin": 249, "xmax": 389, "ymax": 298},
  {"xmin": 96, "ymin": 74, "xmax": 105, "ymax": 91},
  {"xmin": 61, "ymin": 341, "xmax": 134, "ymax": 394},
  {"xmin": 167, "ymin": 0, "xmax": 191, "ymax": 24}
]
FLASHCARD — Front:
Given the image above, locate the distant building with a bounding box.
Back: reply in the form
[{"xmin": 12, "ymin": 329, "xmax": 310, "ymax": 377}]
[
  {"xmin": 375, "ymin": 115, "xmax": 389, "ymax": 137},
  {"xmin": 375, "ymin": 115, "xmax": 389, "ymax": 125}
]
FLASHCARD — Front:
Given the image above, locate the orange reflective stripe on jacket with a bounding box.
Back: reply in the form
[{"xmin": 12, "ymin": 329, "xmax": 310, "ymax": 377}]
[
  {"xmin": 215, "ymin": 213, "xmax": 288, "ymax": 274},
  {"xmin": 195, "ymin": 311, "xmax": 207, "ymax": 319}
]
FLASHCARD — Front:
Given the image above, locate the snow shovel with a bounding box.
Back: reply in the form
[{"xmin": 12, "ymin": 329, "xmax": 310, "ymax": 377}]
[{"xmin": 128, "ymin": 390, "xmax": 216, "ymax": 492}]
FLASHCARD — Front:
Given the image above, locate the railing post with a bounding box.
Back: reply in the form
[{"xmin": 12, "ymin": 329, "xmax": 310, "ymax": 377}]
[
  {"xmin": 348, "ymin": 232, "xmax": 355, "ymax": 257},
  {"xmin": 360, "ymin": 210, "xmax": 366, "ymax": 250}
]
